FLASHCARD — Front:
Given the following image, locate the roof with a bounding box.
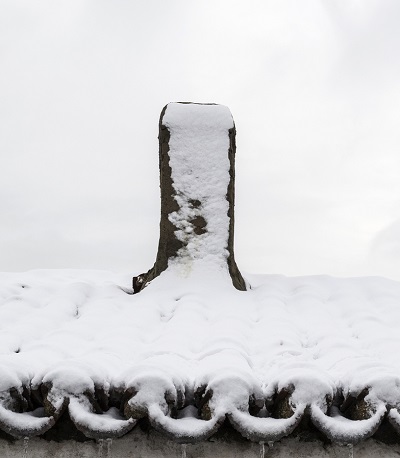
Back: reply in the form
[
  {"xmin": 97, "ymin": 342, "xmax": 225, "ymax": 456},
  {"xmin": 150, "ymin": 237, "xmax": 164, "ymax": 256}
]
[{"xmin": 1, "ymin": 268, "xmax": 400, "ymax": 444}]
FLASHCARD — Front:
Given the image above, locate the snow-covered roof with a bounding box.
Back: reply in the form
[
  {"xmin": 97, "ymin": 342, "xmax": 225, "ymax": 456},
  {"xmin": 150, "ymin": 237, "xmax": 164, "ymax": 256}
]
[{"xmin": 1, "ymin": 269, "xmax": 400, "ymax": 445}]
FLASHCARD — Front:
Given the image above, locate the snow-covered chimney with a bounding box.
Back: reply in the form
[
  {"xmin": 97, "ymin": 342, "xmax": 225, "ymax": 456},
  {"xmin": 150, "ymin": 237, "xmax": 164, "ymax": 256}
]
[{"xmin": 133, "ymin": 102, "xmax": 246, "ymax": 292}]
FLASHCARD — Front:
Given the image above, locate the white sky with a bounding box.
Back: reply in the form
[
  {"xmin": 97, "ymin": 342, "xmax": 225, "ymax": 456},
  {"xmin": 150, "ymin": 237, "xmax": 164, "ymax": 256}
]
[{"xmin": 1, "ymin": 0, "xmax": 400, "ymax": 280}]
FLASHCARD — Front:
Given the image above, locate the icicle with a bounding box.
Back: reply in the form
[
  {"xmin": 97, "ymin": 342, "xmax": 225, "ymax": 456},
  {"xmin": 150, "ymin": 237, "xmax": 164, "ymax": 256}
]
[
  {"xmin": 259, "ymin": 441, "xmax": 265, "ymax": 458},
  {"xmin": 22, "ymin": 437, "xmax": 29, "ymax": 458},
  {"xmin": 181, "ymin": 443, "xmax": 187, "ymax": 458},
  {"xmin": 106, "ymin": 438, "xmax": 113, "ymax": 458},
  {"xmin": 97, "ymin": 438, "xmax": 104, "ymax": 458},
  {"xmin": 347, "ymin": 443, "xmax": 354, "ymax": 458}
]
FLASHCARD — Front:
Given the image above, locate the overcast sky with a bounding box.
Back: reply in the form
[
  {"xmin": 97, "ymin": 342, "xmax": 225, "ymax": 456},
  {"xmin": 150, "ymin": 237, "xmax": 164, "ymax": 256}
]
[{"xmin": 1, "ymin": 0, "xmax": 400, "ymax": 281}]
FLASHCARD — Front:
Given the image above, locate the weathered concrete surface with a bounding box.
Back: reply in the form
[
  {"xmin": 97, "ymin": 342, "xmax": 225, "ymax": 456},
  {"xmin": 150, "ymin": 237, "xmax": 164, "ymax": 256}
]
[
  {"xmin": 134, "ymin": 102, "xmax": 246, "ymax": 292},
  {"xmin": 3, "ymin": 429, "xmax": 400, "ymax": 458}
]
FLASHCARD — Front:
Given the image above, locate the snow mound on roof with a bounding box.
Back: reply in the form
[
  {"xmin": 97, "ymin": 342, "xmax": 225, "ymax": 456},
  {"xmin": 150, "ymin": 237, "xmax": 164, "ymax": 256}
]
[{"xmin": 1, "ymin": 269, "xmax": 400, "ymax": 442}]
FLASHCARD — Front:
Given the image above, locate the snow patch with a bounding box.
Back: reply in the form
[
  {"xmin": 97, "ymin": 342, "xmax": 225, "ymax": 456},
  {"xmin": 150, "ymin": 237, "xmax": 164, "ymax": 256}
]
[{"xmin": 163, "ymin": 103, "xmax": 233, "ymax": 273}]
